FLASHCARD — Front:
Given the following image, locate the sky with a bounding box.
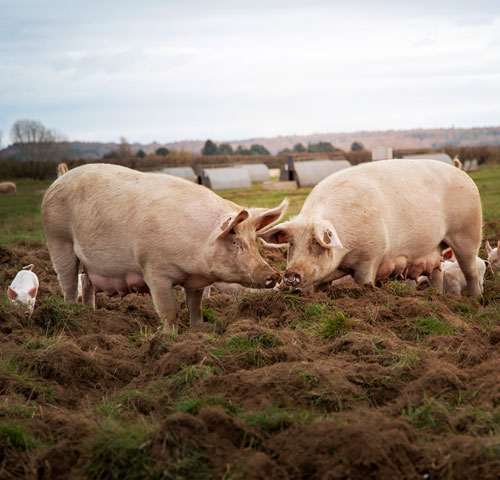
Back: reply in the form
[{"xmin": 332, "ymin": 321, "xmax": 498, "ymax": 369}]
[{"xmin": 1, "ymin": 0, "xmax": 500, "ymax": 146}]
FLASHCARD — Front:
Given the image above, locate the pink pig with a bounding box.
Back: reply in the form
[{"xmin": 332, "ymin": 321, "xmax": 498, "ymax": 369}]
[{"xmin": 7, "ymin": 264, "xmax": 39, "ymax": 318}]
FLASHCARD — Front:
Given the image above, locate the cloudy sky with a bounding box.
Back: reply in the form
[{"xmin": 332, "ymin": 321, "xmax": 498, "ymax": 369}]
[{"xmin": 1, "ymin": 0, "xmax": 500, "ymax": 146}]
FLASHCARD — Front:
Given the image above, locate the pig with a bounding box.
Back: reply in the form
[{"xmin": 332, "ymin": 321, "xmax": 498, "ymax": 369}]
[
  {"xmin": 441, "ymin": 257, "xmax": 487, "ymax": 296},
  {"xmin": 41, "ymin": 163, "xmax": 287, "ymax": 332},
  {"xmin": 259, "ymin": 159, "xmax": 482, "ymax": 298},
  {"xmin": 485, "ymin": 240, "xmax": 500, "ymax": 274},
  {"xmin": 7, "ymin": 264, "xmax": 39, "ymax": 318},
  {"xmin": 0, "ymin": 182, "xmax": 17, "ymax": 194},
  {"xmin": 57, "ymin": 163, "xmax": 69, "ymax": 177}
]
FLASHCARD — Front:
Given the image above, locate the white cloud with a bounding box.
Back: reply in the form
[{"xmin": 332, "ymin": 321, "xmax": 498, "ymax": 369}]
[{"xmin": 1, "ymin": 0, "xmax": 500, "ymax": 144}]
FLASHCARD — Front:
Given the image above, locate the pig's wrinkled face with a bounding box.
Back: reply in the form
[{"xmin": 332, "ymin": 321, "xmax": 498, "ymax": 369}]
[
  {"xmin": 210, "ymin": 200, "xmax": 288, "ymax": 288},
  {"xmin": 259, "ymin": 217, "xmax": 343, "ymax": 288}
]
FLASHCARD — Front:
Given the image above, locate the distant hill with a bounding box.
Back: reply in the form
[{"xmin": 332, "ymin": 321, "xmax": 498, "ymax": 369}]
[
  {"xmin": 2, "ymin": 126, "xmax": 500, "ymax": 159},
  {"xmin": 164, "ymin": 126, "xmax": 500, "ymax": 155}
]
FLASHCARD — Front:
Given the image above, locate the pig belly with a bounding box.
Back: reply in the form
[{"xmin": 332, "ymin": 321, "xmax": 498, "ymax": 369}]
[
  {"xmin": 88, "ymin": 273, "xmax": 149, "ymax": 297},
  {"xmin": 376, "ymin": 256, "xmax": 408, "ymax": 280}
]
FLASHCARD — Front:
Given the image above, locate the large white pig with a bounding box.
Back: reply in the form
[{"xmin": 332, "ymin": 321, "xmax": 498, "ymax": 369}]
[
  {"xmin": 260, "ymin": 159, "xmax": 482, "ymax": 297},
  {"xmin": 7, "ymin": 264, "xmax": 39, "ymax": 318},
  {"xmin": 41, "ymin": 164, "xmax": 286, "ymax": 332}
]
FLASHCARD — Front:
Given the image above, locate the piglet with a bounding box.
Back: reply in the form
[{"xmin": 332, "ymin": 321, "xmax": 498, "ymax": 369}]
[
  {"xmin": 7, "ymin": 264, "xmax": 39, "ymax": 318},
  {"xmin": 486, "ymin": 241, "xmax": 500, "ymax": 274}
]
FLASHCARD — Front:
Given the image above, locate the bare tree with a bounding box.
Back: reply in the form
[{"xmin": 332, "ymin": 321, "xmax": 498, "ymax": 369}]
[
  {"xmin": 118, "ymin": 136, "xmax": 133, "ymax": 158},
  {"xmin": 10, "ymin": 119, "xmax": 70, "ymax": 162}
]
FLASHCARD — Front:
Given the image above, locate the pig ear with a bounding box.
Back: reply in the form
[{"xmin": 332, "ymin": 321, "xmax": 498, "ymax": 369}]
[
  {"xmin": 257, "ymin": 223, "xmax": 290, "ymax": 245},
  {"xmin": 248, "ymin": 199, "xmax": 289, "ymax": 233},
  {"xmin": 443, "ymin": 248, "xmax": 453, "ymax": 260},
  {"xmin": 215, "ymin": 209, "xmax": 249, "ymax": 241},
  {"xmin": 28, "ymin": 286, "xmax": 37, "ymax": 298},
  {"xmin": 8, "ymin": 287, "xmax": 18, "ymax": 300},
  {"xmin": 486, "ymin": 241, "xmax": 493, "ymax": 254},
  {"xmin": 314, "ymin": 219, "xmax": 343, "ymax": 249}
]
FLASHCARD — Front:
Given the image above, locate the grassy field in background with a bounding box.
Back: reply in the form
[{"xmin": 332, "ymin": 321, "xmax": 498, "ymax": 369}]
[{"xmin": 0, "ymin": 165, "xmax": 498, "ymax": 245}]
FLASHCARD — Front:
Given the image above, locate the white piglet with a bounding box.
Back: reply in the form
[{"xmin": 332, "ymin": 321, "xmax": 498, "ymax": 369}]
[
  {"xmin": 486, "ymin": 241, "xmax": 500, "ymax": 274},
  {"xmin": 7, "ymin": 264, "xmax": 39, "ymax": 317},
  {"xmin": 441, "ymin": 257, "xmax": 487, "ymax": 296}
]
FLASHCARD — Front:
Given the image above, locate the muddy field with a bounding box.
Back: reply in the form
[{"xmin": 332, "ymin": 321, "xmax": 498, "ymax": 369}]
[{"xmin": 1, "ymin": 239, "xmax": 500, "ymax": 479}]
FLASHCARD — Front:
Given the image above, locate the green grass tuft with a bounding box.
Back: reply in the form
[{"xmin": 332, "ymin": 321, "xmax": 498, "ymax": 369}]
[
  {"xmin": 403, "ymin": 315, "xmax": 454, "ymax": 341},
  {"xmin": 0, "ymin": 419, "xmax": 38, "ymax": 450},
  {"xmin": 80, "ymin": 420, "xmax": 155, "ymax": 480}
]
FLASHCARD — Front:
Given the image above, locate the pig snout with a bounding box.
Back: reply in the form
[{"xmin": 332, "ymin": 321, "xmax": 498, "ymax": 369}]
[
  {"xmin": 284, "ymin": 269, "xmax": 302, "ymax": 287},
  {"xmin": 264, "ymin": 272, "xmax": 280, "ymax": 288}
]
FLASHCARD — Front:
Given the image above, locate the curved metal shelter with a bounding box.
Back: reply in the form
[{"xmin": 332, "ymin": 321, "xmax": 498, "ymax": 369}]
[
  {"xmin": 236, "ymin": 164, "xmax": 270, "ymax": 183},
  {"xmin": 402, "ymin": 153, "xmax": 453, "ymax": 165},
  {"xmin": 281, "ymin": 159, "xmax": 352, "ymax": 187},
  {"xmin": 201, "ymin": 167, "xmax": 251, "ymax": 190},
  {"xmin": 159, "ymin": 167, "xmax": 197, "ymax": 182}
]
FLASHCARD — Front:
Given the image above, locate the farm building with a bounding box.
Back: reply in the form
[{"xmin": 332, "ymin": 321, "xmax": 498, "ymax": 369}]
[
  {"xmin": 401, "ymin": 153, "xmax": 453, "ymax": 165},
  {"xmin": 235, "ymin": 164, "xmax": 270, "ymax": 183},
  {"xmin": 198, "ymin": 166, "xmax": 251, "ymax": 190},
  {"xmin": 159, "ymin": 167, "xmax": 197, "ymax": 182},
  {"xmin": 372, "ymin": 146, "xmax": 393, "ymax": 161},
  {"xmin": 280, "ymin": 158, "xmax": 352, "ymax": 187}
]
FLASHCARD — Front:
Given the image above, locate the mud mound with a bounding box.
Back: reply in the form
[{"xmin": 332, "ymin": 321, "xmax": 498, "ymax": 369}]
[{"xmin": 2, "ymin": 241, "xmax": 500, "ymax": 479}]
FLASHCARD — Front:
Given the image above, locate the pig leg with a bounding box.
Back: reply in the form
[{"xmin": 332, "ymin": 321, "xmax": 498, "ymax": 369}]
[
  {"xmin": 353, "ymin": 261, "xmax": 377, "ymax": 286},
  {"xmin": 146, "ymin": 279, "xmax": 178, "ymax": 332},
  {"xmin": 448, "ymin": 240, "xmax": 481, "ymax": 298},
  {"xmin": 184, "ymin": 288, "xmax": 204, "ymax": 327},
  {"xmin": 47, "ymin": 239, "xmax": 79, "ymax": 303},
  {"xmin": 429, "ymin": 269, "xmax": 443, "ymax": 293},
  {"xmin": 81, "ymin": 273, "xmax": 95, "ymax": 309}
]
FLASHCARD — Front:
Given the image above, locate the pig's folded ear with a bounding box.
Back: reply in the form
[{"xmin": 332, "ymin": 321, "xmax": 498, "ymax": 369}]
[
  {"xmin": 214, "ymin": 209, "xmax": 249, "ymax": 241},
  {"xmin": 8, "ymin": 287, "xmax": 17, "ymax": 300},
  {"xmin": 314, "ymin": 219, "xmax": 343, "ymax": 249},
  {"xmin": 486, "ymin": 241, "xmax": 493, "ymax": 254},
  {"xmin": 257, "ymin": 223, "xmax": 290, "ymax": 245},
  {"xmin": 246, "ymin": 199, "xmax": 288, "ymax": 233},
  {"xmin": 28, "ymin": 287, "xmax": 37, "ymax": 298}
]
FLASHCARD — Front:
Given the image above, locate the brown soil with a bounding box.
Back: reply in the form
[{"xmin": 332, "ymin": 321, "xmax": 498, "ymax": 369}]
[{"xmin": 1, "ymin": 241, "xmax": 500, "ymax": 479}]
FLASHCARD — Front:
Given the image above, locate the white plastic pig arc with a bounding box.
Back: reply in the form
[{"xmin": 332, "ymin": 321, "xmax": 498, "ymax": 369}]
[{"xmin": 7, "ymin": 264, "xmax": 39, "ymax": 318}]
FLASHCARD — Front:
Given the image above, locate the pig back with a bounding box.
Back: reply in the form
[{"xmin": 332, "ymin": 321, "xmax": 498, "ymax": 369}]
[
  {"xmin": 42, "ymin": 164, "xmax": 237, "ymax": 272},
  {"xmin": 301, "ymin": 159, "xmax": 481, "ymax": 259}
]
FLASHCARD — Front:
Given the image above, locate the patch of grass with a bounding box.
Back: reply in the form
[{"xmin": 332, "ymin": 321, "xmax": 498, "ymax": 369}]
[
  {"xmin": 385, "ymin": 279, "xmax": 413, "ymax": 297},
  {"xmin": 37, "ymin": 293, "xmax": 83, "ymax": 335},
  {"xmin": 296, "ymin": 369, "xmax": 320, "ymax": 387},
  {"xmin": 0, "ymin": 419, "xmax": 38, "ymax": 450},
  {"xmin": 212, "ymin": 332, "xmax": 279, "ymax": 368},
  {"xmin": 79, "ymin": 419, "xmax": 155, "ymax": 480},
  {"xmin": 202, "ymin": 306, "xmax": 218, "ymax": 324},
  {"xmin": 294, "ymin": 303, "xmax": 352, "ymax": 338},
  {"xmin": 476, "ymin": 303, "xmax": 500, "ymax": 331},
  {"xmin": 402, "ymin": 315, "xmax": 454, "ymax": 341},
  {"xmin": 451, "ymin": 300, "xmax": 478, "ymax": 317},
  {"xmin": 128, "ymin": 321, "xmax": 155, "ymax": 344},
  {"xmin": 22, "ymin": 334, "xmax": 60, "ymax": 351},
  {"xmin": 319, "ymin": 311, "xmax": 351, "ymax": 338},
  {"xmin": 241, "ymin": 404, "xmax": 313, "ymax": 433},
  {"xmin": 388, "ymin": 350, "xmax": 420, "ymax": 376},
  {"xmin": 175, "ymin": 395, "xmax": 240, "ymax": 416},
  {"xmin": 162, "ymin": 364, "xmax": 213, "ymax": 396},
  {"xmin": 0, "ymin": 355, "xmax": 55, "ymax": 404},
  {"xmin": 403, "ymin": 394, "xmax": 451, "ymax": 433}
]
